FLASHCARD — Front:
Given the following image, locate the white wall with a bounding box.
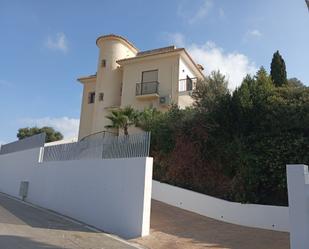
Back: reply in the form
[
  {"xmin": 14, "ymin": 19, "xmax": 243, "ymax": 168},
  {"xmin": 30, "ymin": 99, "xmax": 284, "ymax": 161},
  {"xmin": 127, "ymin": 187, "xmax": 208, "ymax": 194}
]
[
  {"xmin": 178, "ymin": 57, "xmax": 195, "ymax": 91},
  {"xmin": 44, "ymin": 138, "xmax": 77, "ymax": 147},
  {"xmin": 286, "ymin": 164, "xmax": 309, "ymax": 249},
  {"xmin": 0, "ymin": 148, "xmax": 153, "ymax": 239},
  {"xmin": 152, "ymin": 180, "xmax": 289, "ymax": 232},
  {"xmin": 178, "ymin": 57, "xmax": 196, "ymax": 109}
]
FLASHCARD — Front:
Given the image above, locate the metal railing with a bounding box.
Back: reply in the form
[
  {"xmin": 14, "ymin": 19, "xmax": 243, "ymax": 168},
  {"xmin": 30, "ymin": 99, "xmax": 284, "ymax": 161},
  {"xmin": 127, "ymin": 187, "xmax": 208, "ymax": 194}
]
[
  {"xmin": 42, "ymin": 132, "xmax": 151, "ymax": 162},
  {"xmin": 0, "ymin": 133, "xmax": 46, "ymax": 155},
  {"xmin": 179, "ymin": 77, "xmax": 198, "ymax": 92},
  {"xmin": 136, "ymin": 81, "xmax": 159, "ymax": 96},
  {"xmin": 79, "ymin": 130, "xmax": 117, "ymax": 142}
]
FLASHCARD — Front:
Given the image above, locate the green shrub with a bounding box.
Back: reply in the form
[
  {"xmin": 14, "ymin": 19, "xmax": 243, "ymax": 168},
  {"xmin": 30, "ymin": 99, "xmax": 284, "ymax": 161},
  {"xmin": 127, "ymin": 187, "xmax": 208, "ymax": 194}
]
[{"xmin": 140, "ymin": 69, "xmax": 309, "ymax": 206}]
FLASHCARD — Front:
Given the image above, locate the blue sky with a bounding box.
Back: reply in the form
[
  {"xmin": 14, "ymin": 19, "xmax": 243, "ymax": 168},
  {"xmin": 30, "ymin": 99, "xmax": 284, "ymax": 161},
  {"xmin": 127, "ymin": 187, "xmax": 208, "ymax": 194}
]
[{"xmin": 0, "ymin": 0, "xmax": 308, "ymax": 143}]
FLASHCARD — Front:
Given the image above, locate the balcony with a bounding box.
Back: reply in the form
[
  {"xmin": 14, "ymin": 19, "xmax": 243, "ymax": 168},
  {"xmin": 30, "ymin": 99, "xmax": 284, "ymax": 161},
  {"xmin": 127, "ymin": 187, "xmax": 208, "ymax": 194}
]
[
  {"xmin": 178, "ymin": 77, "xmax": 198, "ymax": 95},
  {"xmin": 136, "ymin": 81, "xmax": 159, "ymax": 99}
]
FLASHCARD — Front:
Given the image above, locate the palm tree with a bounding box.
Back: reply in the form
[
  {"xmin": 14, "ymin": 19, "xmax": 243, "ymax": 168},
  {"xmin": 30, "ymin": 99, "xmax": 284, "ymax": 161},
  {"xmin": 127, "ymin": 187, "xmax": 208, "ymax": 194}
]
[
  {"xmin": 105, "ymin": 106, "xmax": 139, "ymax": 135},
  {"xmin": 136, "ymin": 107, "xmax": 162, "ymax": 131}
]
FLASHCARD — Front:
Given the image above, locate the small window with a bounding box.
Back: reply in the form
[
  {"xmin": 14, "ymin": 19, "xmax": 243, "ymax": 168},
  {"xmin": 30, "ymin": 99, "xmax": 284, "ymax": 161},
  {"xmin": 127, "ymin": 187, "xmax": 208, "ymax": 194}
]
[
  {"xmin": 101, "ymin": 59, "xmax": 106, "ymax": 67},
  {"xmin": 88, "ymin": 92, "xmax": 95, "ymax": 104},
  {"xmin": 186, "ymin": 76, "xmax": 193, "ymax": 91},
  {"xmin": 142, "ymin": 70, "xmax": 158, "ymax": 83},
  {"xmin": 99, "ymin": 92, "xmax": 104, "ymax": 101}
]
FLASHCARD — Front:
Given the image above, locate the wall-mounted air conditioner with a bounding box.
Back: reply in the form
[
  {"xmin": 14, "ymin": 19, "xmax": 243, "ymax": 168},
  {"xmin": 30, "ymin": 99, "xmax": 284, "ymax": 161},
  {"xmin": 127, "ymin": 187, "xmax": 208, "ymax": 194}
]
[{"xmin": 159, "ymin": 95, "xmax": 171, "ymax": 105}]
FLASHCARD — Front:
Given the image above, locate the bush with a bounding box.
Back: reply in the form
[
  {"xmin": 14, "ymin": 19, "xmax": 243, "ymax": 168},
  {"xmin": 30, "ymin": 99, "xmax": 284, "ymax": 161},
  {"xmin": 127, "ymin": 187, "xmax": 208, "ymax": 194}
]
[{"xmin": 142, "ymin": 69, "xmax": 309, "ymax": 206}]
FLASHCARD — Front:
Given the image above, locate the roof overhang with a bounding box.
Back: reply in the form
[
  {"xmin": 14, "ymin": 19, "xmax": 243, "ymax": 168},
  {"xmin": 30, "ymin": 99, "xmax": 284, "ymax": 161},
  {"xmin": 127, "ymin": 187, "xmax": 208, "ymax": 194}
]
[
  {"xmin": 180, "ymin": 49, "xmax": 206, "ymax": 80},
  {"xmin": 117, "ymin": 48, "xmax": 205, "ymax": 80},
  {"xmin": 77, "ymin": 75, "xmax": 96, "ymax": 84}
]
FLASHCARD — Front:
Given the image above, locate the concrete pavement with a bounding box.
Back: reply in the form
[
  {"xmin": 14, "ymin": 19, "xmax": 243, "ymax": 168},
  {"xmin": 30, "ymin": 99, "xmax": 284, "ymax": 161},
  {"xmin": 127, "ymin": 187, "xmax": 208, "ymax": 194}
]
[
  {"xmin": 132, "ymin": 200, "xmax": 290, "ymax": 249},
  {"xmin": 0, "ymin": 193, "xmax": 141, "ymax": 249},
  {"xmin": 0, "ymin": 191, "xmax": 290, "ymax": 249}
]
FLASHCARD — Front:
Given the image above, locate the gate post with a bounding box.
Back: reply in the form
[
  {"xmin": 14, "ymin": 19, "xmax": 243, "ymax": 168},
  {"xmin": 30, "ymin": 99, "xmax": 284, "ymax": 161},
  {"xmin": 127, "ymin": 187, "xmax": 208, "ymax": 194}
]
[{"xmin": 286, "ymin": 164, "xmax": 309, "ymax": 249}]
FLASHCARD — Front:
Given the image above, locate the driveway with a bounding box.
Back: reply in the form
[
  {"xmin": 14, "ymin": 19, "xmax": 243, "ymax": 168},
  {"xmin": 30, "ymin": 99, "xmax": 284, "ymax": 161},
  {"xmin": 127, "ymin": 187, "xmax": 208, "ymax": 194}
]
[
  {"xmin": 132, "ymin": 200, "xmax": 290, "ymax": 249},
  {"xmin": 0, "ymin": 193, "xmax": 140, "ymax": 249}
]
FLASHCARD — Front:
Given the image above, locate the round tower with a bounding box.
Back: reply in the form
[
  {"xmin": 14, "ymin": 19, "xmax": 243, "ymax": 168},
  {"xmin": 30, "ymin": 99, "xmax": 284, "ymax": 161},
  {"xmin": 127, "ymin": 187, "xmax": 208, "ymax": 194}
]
[{"xmin": 91, "ymin": 34, "xmax": 138, "ymax": 133}]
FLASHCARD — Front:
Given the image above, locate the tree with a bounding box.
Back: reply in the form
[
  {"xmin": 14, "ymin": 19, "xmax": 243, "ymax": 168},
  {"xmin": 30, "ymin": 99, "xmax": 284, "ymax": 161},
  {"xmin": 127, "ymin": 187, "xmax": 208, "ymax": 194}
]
[
  {"xmin": 255, "ymin": 66, "xmax": 272, "ymax": 86},
  {"xmin": 105, "ymin": 106, "xmax": 139, "ymax": 135},
  {"xmin": 17, "ymin": 127, "xmax": 63, "ymax": 142},
  {"xmin": 192, "ymin": 70, "xmax": 229, "ymax": 111},
  {"xmin": 270, "ymin": 50, "xmax": 287, "ymax": 87},
  {"xmin": 288, "ymin": 77, "xmax": 306, "ymax": 88},
  {"xmin": 136, "ymin": 108, "xmax": 162, "ymax": 131},
  {"xmin": 149, "ymin": 64, "xmax": 309, "ymax": 206}
]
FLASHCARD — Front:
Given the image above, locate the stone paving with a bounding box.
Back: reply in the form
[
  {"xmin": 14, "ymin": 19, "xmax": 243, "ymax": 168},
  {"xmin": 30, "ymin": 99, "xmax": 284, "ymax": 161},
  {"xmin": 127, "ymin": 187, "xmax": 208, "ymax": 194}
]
[{"xmin": 132, "ymin": 200, "xmax": 290, "ymax": 249}]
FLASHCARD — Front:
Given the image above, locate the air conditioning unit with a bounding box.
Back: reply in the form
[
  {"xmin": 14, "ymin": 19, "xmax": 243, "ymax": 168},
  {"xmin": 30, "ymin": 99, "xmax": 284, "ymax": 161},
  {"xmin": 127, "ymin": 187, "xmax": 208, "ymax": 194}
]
[{"xmin": 160, "ymin": 95, "xmax": 171, "ymax": 105}]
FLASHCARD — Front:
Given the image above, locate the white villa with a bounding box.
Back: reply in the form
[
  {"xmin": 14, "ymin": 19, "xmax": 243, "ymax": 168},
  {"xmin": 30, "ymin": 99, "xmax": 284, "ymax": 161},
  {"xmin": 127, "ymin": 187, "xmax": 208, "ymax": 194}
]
[{"xmin": 77, "ymin": 34, "xmax": 205, "ymax": 140}]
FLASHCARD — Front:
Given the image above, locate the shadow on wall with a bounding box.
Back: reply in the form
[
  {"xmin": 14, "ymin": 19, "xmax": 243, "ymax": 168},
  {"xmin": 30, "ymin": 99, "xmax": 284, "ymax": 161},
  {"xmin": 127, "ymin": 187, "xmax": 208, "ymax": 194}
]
[
  {"xmin": 0, "ymin": 235, "xmax": 70, "ymax": 249},
  {"xmin": 0, "ymin": 193, "xmax": 96, "ymax": 233}
]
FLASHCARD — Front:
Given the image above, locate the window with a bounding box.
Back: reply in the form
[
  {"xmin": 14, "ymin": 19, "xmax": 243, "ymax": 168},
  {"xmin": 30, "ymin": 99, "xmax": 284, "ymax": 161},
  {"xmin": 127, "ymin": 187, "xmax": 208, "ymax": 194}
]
[
  {"xmin": 101, "ymin": 59, "xmax": 106, "ymax": 67},
  {"xmin": 186, "ymin": 75, "xmax": 193, "ymax": 91},
  {"xmin": 88, "ymin": 92, "xmax": 95, "ymax": 104},
  {"xmin": 99, "ymin": 92, "xmax": 104, "ymax": 101},
  {"xmin": 142, "ymin": 70, "xmax": 158, "ymax": 83}
]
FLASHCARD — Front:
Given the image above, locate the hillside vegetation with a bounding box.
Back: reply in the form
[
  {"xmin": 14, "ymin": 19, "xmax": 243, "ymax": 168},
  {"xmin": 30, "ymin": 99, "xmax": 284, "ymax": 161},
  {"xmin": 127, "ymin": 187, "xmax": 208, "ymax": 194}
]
[{"xmin": 137, "ymin": 53, "xmax": 309, "ymax": 206}]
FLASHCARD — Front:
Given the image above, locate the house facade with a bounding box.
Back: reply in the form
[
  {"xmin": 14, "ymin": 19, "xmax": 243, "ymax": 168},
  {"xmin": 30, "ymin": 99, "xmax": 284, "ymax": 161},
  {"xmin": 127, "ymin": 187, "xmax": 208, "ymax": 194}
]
[{"xmin": 78, "ymin": 34, "xmax": 205, "ymax": 140}]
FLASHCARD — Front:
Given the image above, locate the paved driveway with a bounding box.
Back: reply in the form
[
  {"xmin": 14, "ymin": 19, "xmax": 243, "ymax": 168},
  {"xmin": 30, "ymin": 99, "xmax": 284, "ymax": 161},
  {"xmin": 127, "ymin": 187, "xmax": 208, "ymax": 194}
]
[
  {"xmin": 0, "ymin": 193, "xmax": 140, "ymax": 249},
  {"xmin": 132, "ymin": 200, "xmax": 290, "ymax": 249}
]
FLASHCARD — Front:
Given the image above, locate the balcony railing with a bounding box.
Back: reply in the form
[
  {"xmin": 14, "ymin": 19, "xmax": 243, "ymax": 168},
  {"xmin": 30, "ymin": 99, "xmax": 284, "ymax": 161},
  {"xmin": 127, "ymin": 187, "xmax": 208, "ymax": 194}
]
[
  {"xmin": 136, "ymin": 81, "xmax": 159, "ymax": 96},
  {"xmin": 179, "ymin": 77, "xmax": 198, "ymax": 92}
]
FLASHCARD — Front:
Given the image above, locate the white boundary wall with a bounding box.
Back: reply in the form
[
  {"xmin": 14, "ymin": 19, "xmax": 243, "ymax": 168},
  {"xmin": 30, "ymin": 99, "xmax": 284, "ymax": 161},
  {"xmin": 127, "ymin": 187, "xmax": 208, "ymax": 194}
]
[
  {"xmin": 287, "ymin": 164, "xmax": 309, "ymax": 249},
  {"xmin": 0, "ymin": 148, "xmax": 153, "ymax": 239},
  {"xmin": 152, "ymin": 180, "xmax": 289, "ymax": 232}
]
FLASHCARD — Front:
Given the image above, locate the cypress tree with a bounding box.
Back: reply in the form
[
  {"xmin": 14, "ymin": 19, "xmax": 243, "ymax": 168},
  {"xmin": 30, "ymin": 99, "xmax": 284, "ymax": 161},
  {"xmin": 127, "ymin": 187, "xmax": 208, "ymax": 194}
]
[{"xmin": 270, "ymin": 50, "xmax": 287, "ymax": 87}]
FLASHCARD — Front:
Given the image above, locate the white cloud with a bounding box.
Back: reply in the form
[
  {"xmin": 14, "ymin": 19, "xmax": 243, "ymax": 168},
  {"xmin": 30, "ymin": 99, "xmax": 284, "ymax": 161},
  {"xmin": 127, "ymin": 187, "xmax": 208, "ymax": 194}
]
[
  {"xmin": 165, "ymin": 32, "xmax": 186, "ymax": 47},
  {"xmin": 21, "ymin": 117, "xmax": 79, "ymax": 139},
  {"xmin": 243, "ymin": 29, "xmax": 263, "ymax": 42},
  {"xmin": 45, "ymin": 33, "xmax": 68, "ymax": 52},
  {"xmin": 178, "ymin": 0, "xmax": 213, "ymax": 24},
  {"xmin": 248, "ymin": 29, "xmax": 262, "ymax": 38},
  {"xmin": 190, "ymin": 0, "xmax": 213, "ymax": 24},
  {"xmin": 168, "ymin": 33, "xmax": 257, "ymax": 90}
]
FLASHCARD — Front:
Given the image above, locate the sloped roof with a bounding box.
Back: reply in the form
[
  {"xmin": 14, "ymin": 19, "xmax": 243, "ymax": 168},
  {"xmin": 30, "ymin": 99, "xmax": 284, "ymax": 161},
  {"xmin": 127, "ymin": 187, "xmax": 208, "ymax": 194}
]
[{"xmin": 117, "ymin": 47, "xmax": 205, "ymax": 79}]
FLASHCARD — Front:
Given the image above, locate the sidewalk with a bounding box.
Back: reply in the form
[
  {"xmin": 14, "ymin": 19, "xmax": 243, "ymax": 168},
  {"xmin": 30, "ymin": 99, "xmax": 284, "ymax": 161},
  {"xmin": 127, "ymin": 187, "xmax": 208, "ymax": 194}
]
[{"xmin": 0, "ymin": 193, "xmax": 140, "ymax": 249}]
